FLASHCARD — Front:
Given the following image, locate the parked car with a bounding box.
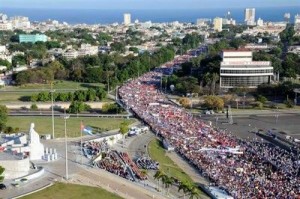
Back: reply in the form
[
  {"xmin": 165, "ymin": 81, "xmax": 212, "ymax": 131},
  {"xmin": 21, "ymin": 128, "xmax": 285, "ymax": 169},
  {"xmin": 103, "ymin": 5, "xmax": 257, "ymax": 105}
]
[{"xmin": 0, "ymin": 183, "xmax": 6, "ymax": 190}]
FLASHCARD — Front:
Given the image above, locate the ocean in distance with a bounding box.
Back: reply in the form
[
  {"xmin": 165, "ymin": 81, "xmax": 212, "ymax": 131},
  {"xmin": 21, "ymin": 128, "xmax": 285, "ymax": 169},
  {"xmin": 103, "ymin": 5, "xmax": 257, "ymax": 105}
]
[{"xmin": 1, "ymin": 7, "xmax": 300, "ymax": 25}]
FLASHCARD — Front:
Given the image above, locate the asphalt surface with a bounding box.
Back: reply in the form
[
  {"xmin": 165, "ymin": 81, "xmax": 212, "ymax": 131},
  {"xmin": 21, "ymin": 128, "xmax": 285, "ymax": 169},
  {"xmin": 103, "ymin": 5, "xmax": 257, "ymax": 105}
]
[{"xmin": 200, "ymin": 113, "xmax": 300, "ymax": 140}]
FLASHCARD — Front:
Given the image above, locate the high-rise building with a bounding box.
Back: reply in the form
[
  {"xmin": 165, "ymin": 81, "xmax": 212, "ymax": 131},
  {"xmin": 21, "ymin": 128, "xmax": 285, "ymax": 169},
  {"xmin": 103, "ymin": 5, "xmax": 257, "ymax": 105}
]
[
  {"xmin": 284, "ymin": 13, "xmax": 291, "ymax": 23},
  {"xmin": 245, "ymin": 8, "xmax": 256, "ymax": 26},
  {"xmin": 0, "ymin": 13, "xmax": 8, "ymax": 22},
  {"xmin": 213, "ymin": 17, "xmax": 223, "ymax": 32},
  {"xmin": 225, "ymin": 11, "xmax": 231, "ymax": 20},
  {"xmin": 124, "ymin": 13, "xmax": 131, "ymax": 26},
  {"xmin": 196, "ymin": 18, "xmax": 210, "ymax": 26},
  {"xmin": 295, "ymin": 14, "xmax": 300, "ymax": 31},
  {"xmin": 10, "ymin": 16, "xmax": 31, "ymax": 29},
  {"xmin": 257, "ymin": 18, "xmax": 264, "ymax": 26}
]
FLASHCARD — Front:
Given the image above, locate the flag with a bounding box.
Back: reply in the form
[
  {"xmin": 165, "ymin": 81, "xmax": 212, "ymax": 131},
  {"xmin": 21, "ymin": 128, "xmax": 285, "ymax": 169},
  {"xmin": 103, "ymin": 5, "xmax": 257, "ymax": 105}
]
[{"xmin": 80, "ymin": 121, "xmax": 84, "ymax": 131}]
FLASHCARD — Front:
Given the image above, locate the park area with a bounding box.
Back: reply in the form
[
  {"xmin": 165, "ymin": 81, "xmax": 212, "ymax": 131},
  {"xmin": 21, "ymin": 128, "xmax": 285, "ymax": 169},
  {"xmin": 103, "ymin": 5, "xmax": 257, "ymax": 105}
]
[
  {"xmin": 7, "ymin": 116, "xmax": 135, "ymax": 137},
  {"xmin": 21, "ymin": 182, "xmax": 123, "ymax": 199},
  {"xmin": 148, "ymin": 139, "xmax": 206, "ymax": 197},
  {"xmin": 0, "ymin": 80, "xmax": 106, "ymax": 103},
  {"xmin": 148, "ymin": 139, "xmax": 193, "ymax": 183}
]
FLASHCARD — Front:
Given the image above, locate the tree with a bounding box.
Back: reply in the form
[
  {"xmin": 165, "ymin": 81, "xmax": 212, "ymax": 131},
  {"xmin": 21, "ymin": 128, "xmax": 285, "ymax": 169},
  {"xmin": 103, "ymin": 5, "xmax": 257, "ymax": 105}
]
[
  {"xmin": 154, "ymin": 170, "xmax": 165, "ymax": 191},
  {"xmin": 179, "ymin": 181, "xmax": 190, "ymax": 199},
  {"xmin": 284, "ymin": 99, "xmax": 294, "ymax": 108},
  {"xmin": 0, "ymin": 166, "xmax": 5, "ymax": 182},
  {"xmin": 30, "ymin": 103, "xmax": 38, "ymax": 111},
  {"xmin": 187, "ymin": 183, "xmax": 201, "ymax": 199},
  {"xmin": 178, "ymin": 97, "xmax": 191, "ymax": 108},
  {"xmin": 257, "ymin": 95, "xmax": 267, "ymax": 104},
  {"xmin": 163, "ymin": 175, "xmax": 174, "ymax": 195},
  {"xmin": 119, "ymin": 121, "xmax": 129, "ymax": 146},
  {"xmin": 68, "ymin": 101, "xmax": 90, "ymax": 113},
  {"xmin": 204, "ymin": 96, "xmax": 224, "ymax": 111},
  {"xmin": 0, "ymin": 105, "xmax": 8, "ymax": 131}
]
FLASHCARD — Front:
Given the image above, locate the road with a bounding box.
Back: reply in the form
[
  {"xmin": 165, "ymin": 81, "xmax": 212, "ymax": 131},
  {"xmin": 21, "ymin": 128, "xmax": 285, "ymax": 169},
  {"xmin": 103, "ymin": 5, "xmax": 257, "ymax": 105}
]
[
  {"xmin": 8, "ymin": 111, "xmax": 132, "ymax": 118},
  {"xmin": 200, "ymin": 113, "xmax": 300, "ymax": 140}
]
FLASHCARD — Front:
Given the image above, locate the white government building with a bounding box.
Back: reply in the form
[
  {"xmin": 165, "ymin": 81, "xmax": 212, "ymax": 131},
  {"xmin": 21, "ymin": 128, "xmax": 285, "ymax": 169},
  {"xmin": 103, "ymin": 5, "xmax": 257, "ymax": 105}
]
[{"xmin": 219, "ymin": 49, "xmax": 273, "ymax": 88}]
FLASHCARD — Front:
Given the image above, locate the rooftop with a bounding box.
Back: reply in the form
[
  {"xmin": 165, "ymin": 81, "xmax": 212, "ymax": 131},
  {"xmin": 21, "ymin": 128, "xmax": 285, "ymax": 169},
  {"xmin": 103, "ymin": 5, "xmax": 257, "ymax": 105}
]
[{"xmin": 222, "ymin": 48, "xmax": 252, "ymax": 52}]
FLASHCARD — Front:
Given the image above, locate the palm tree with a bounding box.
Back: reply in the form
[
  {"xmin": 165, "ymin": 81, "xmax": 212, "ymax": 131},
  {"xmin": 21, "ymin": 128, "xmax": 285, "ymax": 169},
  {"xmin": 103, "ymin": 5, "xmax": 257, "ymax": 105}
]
[
  {"xmin": 187, "ymin": 183, "xmax": 200, "ymax": 199},
  {"xmin": 153, "ymin": 170, "xmax": 164, "ymax": 191},
  {"xmin": 0, "ymin": 166, "xmax": 5, "ymax": 183},
  {"xmin": 178, "ymin": 181, "xmax": 190, "ymax": 199},
  {"xmin": 163, "ymin": 175, "xmax": 174, "ymax": 196}
]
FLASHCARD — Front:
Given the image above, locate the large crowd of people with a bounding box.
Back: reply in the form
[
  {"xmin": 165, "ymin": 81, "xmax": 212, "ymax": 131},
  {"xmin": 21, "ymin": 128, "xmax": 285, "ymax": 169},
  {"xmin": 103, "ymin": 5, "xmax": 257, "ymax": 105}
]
[
  {"xmin": 136, "ymin": 157, "xmax": 159, "ymax": 170},
  {"xmin": 119, "ymin": 69, "xmax": 300, "ymax": 198},
  {"xmin": 82, "ymin": 140, "xmax": 147, "ymax": 180}
]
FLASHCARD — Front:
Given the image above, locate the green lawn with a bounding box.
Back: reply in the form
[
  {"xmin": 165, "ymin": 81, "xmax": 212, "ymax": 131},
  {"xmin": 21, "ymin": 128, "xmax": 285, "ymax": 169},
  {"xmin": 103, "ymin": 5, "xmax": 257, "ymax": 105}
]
[
  {"xmin": 21, "ymin": 182, "xmax": 123, "ymax": 199},
  {"xmin": 2, "ymin": 80, "xmax": 105, "ymax": 91},
  {"xmin": 0, "ymin": 81, "xmax": 105, "ymax": 103},
  {"xmin": 148, "ymin": 139, "xmax": 193, "ymax": 183},
  {"xmin": 0, "ymin": 92, "xmax": 31, "ymax": 102},
  {"xmin": 148, "ymin": 139, "xmax": 206, "ymax": 197},
  {"xmin": 7, "ymin": 116, "xmax": 135, "ymax": 138}
]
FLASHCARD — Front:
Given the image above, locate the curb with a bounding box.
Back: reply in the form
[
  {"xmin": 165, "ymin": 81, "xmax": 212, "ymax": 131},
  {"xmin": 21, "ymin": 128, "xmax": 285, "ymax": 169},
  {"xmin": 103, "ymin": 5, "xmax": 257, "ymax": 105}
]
[{"xmin": 12, "ymin": 182, "xmax": 54, "ymax": 199}]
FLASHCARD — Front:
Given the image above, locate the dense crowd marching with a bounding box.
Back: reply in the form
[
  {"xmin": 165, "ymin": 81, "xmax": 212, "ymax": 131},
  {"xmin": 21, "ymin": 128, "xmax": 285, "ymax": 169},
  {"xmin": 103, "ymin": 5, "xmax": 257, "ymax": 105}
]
[
  {"xmin": 136, "ymin": 157, "xmax": 159, "ymax": 170},
  {"xmin": 119, "ymin": 70, "xmax": 300, "ymax": 198},
  {"xmin": 83, "ymin": 141, "xmax": 147, "ymax": 181},
  {"xmin": 82, "ymin": 141, "xmax": 109, "ymax": 159}
]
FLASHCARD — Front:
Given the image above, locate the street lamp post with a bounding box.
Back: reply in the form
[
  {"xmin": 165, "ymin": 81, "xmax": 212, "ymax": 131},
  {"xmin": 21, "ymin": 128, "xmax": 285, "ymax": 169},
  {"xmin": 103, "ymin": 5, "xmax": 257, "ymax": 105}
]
[
  {"xmin": 50, "ymin": 85, "xmax": 56, "ymax": 139},
  {"xmin": 275, "ymin": 114, "xmax": 279, "ymax": 124},
  {"xmin": 61, "ymin": 111, "xmax": 70, "ymax": 180}
]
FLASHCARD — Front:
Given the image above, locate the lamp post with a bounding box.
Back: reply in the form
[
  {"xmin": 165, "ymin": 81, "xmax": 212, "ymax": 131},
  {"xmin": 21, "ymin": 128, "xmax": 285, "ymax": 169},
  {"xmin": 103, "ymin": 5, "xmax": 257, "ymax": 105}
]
[
  {"xmin": 50, "ymin": 84, "xmax": 56, "ymax": 139},
  {"xmin": 61, "ymin": 110, "xmax": 70, "ymax": 180}
]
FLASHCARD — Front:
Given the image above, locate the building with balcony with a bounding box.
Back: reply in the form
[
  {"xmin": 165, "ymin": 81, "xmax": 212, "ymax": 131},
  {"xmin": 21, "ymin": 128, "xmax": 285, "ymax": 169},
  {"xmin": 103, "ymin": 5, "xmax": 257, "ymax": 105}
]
[{"xmin": 220, "ymin": 49, "xmax": 273, "ymax": 88}]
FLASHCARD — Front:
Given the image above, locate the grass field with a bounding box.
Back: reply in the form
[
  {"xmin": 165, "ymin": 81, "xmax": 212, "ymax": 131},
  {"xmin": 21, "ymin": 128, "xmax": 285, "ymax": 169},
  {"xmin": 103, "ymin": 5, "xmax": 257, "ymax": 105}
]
[
  {"xmin": 21, "ymin": 182, "xmax": 123, "ymax": 199},
  {"xmin": 148, "ymin": 139, "xmax": 193, "ymax": 183},
  {"xmin": 7, "ymin": 116, "xmax": 135, "ymax": 138},
  {"xmin": 148, "ymin": 139, "xmax": 206, "ymax": 197},
  {"xmin": 2, "ymin": 80, "xmax": 105, "ymax": 91},
  {"xmin": 0, "ymin": 81, "xmax": 106, "ymax": 103}
]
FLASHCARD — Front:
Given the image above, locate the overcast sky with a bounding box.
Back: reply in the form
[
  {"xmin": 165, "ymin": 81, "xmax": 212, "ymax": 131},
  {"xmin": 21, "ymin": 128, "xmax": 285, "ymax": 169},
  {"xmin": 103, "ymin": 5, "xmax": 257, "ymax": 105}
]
[{"xmin": 0, "ymin": 0, "xmax": 299, "ymax": 9}]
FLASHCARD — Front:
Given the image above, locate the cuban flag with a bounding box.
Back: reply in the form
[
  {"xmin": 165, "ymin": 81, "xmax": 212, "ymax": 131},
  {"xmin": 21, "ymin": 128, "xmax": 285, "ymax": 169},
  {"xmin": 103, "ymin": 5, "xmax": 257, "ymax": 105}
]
[{"xmin": 81, "ymin": 121, "xmax": 93, "ymax": 135}]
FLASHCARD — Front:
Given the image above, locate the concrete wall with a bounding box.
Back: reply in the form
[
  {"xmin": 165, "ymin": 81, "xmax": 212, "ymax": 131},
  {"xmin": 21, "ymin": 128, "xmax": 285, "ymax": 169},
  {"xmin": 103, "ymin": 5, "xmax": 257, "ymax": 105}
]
[
  {"xmin": 14, "ymin": 167, "xmax": 44, "ymax": 182},
  {"xmin": 0, "ymin": 157, "xmax": 30, "ymax": 179},
  {"xmin": 90, "ymin": 133, "xmax": 123, "ymax": 146}
]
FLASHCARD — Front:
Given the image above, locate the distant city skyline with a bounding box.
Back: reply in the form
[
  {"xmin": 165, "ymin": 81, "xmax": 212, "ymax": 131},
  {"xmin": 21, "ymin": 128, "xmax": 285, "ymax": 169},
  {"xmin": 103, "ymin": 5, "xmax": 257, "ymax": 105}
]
[{"xmin": 0, "ymin": 0, "xmax": 299, "ymax": 9}]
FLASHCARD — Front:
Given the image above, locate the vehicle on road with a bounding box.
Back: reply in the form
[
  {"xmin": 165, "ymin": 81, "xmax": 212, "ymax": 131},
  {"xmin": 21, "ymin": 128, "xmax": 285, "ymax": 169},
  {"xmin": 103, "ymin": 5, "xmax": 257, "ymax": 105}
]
[{"xmin": 0, "ymin": 183, "xmax": 7, "ymax": 190}]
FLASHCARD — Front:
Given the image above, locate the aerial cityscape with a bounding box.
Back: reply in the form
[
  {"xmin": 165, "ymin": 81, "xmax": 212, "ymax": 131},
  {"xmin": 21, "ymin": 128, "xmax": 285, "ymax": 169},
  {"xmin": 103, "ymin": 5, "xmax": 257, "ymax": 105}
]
[{"xmin": 0, "ymin": 0, "xmax": 300, "ymax": 198}]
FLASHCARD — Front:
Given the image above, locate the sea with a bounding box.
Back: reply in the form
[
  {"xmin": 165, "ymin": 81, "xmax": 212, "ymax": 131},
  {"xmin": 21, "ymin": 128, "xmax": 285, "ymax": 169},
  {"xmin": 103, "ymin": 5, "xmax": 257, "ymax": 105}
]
[{"xmin": 0, "ymin": 7, "xmax": 300, "ymax": 25}]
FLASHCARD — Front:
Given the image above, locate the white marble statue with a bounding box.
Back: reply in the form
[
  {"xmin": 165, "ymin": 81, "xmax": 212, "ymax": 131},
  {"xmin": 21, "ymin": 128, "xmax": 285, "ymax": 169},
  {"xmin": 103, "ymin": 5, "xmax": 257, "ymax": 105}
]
[{"xmin": 28, "ymin": 123, "xmax": 44, "ymax": 160}]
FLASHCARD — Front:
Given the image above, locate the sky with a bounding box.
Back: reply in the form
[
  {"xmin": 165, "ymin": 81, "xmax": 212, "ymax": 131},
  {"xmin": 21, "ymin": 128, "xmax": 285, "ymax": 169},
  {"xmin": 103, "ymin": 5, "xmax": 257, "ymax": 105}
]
[{"xmin": 0, "ymin": 0, "xmax": 299, "ymax": 9}]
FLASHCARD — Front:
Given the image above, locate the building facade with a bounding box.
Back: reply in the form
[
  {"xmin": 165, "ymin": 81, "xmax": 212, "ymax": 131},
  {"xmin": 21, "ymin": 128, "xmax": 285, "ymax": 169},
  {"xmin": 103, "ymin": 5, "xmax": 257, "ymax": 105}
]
[
  {"xmin": 295, "ymin": 14, "xmax": 300, "ymax": 31},
  {"xmin": 213, "ymin": 17, "xmax": 223, "ymax": 32},
  {"xmin": 19, "ymin": 34, "xmax": 47, "ymax": 43},
  {"xmin": 245, "ymin": 8, "xmax": 256, "ymax": 26},
  {"xmin": 220, "ymin": 50, "xmax": 273, "ymax": 88},
  {"xmin": 124, "ymin": 13, "xmax": 131, "ymax": 26}
]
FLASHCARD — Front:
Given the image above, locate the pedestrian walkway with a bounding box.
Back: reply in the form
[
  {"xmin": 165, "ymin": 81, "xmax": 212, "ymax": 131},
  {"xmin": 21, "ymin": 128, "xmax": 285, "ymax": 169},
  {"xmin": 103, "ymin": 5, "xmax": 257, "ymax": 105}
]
[{"xmin": 70, "ymin": 167, "xmax": 169, "ymax": 199}]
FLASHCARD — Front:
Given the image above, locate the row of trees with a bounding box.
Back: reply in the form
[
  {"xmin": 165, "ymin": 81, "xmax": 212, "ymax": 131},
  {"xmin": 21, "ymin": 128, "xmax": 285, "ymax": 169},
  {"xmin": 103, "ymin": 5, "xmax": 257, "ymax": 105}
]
[
  {"xmin": 0, "ymin": 105, "xmax": 8, "ymax": 131},
  {"xmin": 154, "ymin": 170, "xmax": 200, "ymax": 199},
  {"xmin": 0, "ymin": 105, "xmax": 18, "ymax": 134},
  {"xmin": 101, "ymin": 103, "xmax": 123, "ymax": 114},
  {"xmin": 30, "ymin": 88, "xmax": 106, "ymax": 102}
]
